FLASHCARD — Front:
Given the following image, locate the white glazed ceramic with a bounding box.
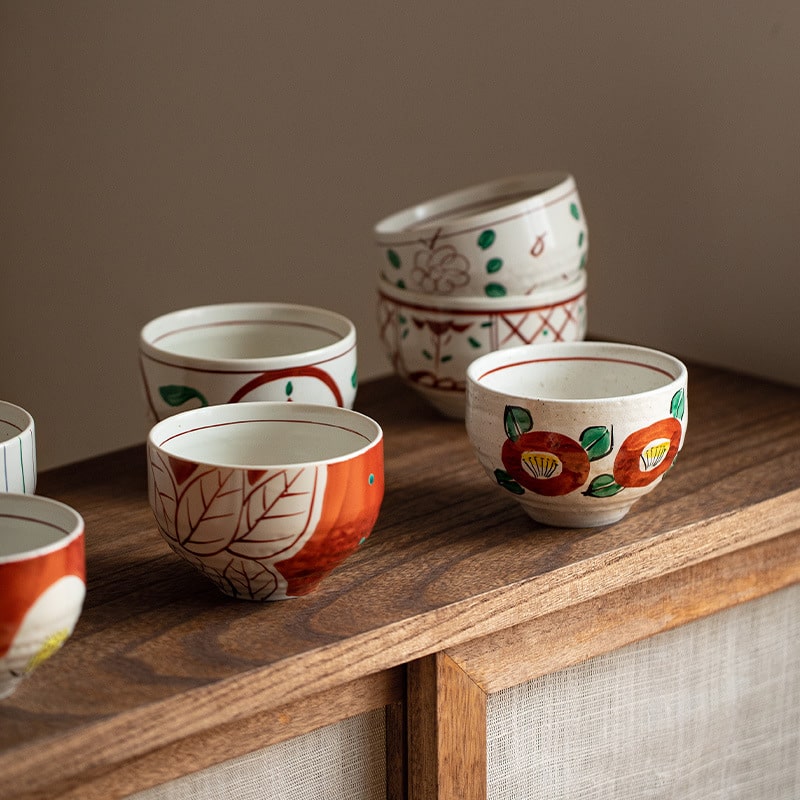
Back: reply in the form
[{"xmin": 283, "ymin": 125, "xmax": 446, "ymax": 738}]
[
  {"xmin": 139, "ymin": 303, "xmax": 358, "ymax": 423},
  {"xmin": 377, "ymin": 271, "xmax": 587, "ymax": 418},
  {"xmin": 0, "ymin": 402, "xmax": 36, "ymax": 494},
  {"xmin": 0, "ymin": 493, "xmax": 85, "ymax": 699},
  {"xmin": 375, "ymin": 172, "xmax": 588, "ymax": 298},
  {"xmin": 466, "ymin": 342, "xmax": 688, "ymax": 528},
  {"xmin": 147, "ymin": 401, "xmax": 384, "ymax": 601}
]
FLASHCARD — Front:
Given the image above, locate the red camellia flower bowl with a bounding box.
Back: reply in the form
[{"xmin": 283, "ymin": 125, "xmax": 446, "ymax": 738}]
[{"xmin": 466, "ymin": 341, "xmax": 688, "ymax": 528}]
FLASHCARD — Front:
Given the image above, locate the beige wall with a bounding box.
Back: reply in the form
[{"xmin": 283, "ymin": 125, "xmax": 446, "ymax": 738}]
[{"xmin": 2, "ymin": 1, "xmax": 798, "ymax": 470}]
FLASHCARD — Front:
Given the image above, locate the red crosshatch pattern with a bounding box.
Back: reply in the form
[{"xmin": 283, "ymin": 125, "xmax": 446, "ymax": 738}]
[{"xmin": 376, "ymin": 291, "xmax": 587, "ymax": 393}]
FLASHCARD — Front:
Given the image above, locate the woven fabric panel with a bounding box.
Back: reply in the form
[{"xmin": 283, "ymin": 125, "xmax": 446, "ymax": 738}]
[
  {"xmin": 486, "ymin": 583, "xmax": 800, "ymax": 800},
  {"xmin": 128, "ymin": 707, "xmax": 386, "ymax": 800}
]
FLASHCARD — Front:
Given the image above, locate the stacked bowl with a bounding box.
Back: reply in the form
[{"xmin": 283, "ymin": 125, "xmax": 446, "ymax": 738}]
[{"xmin": 374, "ymin": 172, "xmax": 590, "ymax": 417}]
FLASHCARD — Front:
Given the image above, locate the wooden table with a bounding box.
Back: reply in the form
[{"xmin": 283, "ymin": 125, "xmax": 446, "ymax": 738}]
[{"xmin": 2, "ymin": 362, "xmax": 799, "ymax": 800}]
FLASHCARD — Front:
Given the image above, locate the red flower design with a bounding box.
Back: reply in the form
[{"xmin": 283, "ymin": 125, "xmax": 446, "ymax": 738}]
[
  {"xmin": 501, "ymin": 431, "xmax": 590, "ymax": 496},
  {"xmin": 613, "ymin": 418, "xmax": 682, "ymax": 488}
]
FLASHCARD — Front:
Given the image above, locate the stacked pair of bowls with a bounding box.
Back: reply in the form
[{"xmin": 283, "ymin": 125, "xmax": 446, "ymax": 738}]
[{"xmin": 375, "ymin": 172, "xmax": 589, "ymax": 417}]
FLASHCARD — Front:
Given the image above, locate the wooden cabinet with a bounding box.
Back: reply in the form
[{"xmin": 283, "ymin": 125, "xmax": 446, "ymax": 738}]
[{"xmin": 2, "ymin": 362, "xmax": 799, "ymax": 799}]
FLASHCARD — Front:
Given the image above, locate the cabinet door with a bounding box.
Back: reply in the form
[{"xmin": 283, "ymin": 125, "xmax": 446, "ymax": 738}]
[
  {"xmin": 127, "ymin": 707, "xmax": 390, "ymax": 800},
  {"xmin": 409, "ymin": 535, "xmax": 800, "ymax": 800}
]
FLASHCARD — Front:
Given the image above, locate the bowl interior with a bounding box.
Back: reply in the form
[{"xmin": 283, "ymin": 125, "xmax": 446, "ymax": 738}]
[
  {"xmin": 472, "ymin": 348, "xmax": 683, "ymax": 401},
  {"xmin": 0, "ymin": 403, "xmax": 33, "ymax": 445},
  {"xmin": 151, "ymin": 319, "xmax": 343, "ymax": 360},
  {"xmin": 152, "ymin": 406, "xmax": 381, "ymax": 468},
  {"xmin": 0, "ymin": 497, "xmax": 82, "ymax": 559}
]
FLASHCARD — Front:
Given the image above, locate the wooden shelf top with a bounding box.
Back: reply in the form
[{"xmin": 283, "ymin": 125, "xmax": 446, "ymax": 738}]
[{"xmin": 2, "ymin": 363, "xmax": 800, "ymax": 799}]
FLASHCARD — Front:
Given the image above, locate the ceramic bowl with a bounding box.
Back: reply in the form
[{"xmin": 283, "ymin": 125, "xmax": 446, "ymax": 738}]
[
  {"xmin": 147, "ymin": 401, "xmax": 384, "ymax": 600},
  {"xmin": 374, "ymin": 172, "xmax": 588, "ymax": 298},
  {"xmin": 377, "ymin": 271, "xmax": 587, "ymax": 418},
  {"xmin": 465, "ymin": 341, "xmax": 688, "ymax": 528},
  {"xmin": 0, "ymin": 493, "xmax": 85, "ymax": 699},
  {"xmin": 0, "ymin": 402, "xmax": 36, "ymax": 494},
  {"xmin": 139, "ymin": 302, "xmax": 358, "ymax": 423}
]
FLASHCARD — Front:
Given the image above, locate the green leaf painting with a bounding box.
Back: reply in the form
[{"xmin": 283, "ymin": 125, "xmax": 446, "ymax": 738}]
[
  {"xmin": 670, "ymin": 388, "xmax": 686, "ymax": 420},
  {"xmin": 477, "ymin": 230, "xmax": 496, "ymax": 250},
  {"xmin": 504, "ymin": 405, "xmax": 533, "ymax": 442},
  {"xmin": 159, "ymin": 385, "xmax": 208, "ymax": 408},
  {"xmin": 583, "ymin": 473, "xmax": 624, "ymax": 498},
  {"xmin": 494, "ymin": 468, "xmax": 524, "ymax": 495},
  {"xmin": 580, "ymin": 425, "xmax": 613, "ymax": 461}
]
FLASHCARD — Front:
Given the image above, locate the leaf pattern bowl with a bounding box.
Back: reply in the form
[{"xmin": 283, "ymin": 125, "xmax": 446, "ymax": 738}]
[
  {"xmin": 147, "ymin": 401, "xmax": 384, "ymax": 601},
  {"xmin": 465, "ymin": 342, "xmax": 688, "ymax": 528},
  {"xmin": 0, "ymin": 493, "xmax": 85, "ymax": 699},
  {"xmin": 139, "ymin": 303, "xmax": 358, "ymax": 424},
  {"xmin": 377, "ymin": 271, "xmax": 587, "ymax": 419},
  {"xmin": 374, "ymin": 172, "xmax": 588, "ymax": 298}
]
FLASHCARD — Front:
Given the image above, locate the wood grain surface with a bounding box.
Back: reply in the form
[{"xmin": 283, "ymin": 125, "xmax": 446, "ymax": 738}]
[{"xmin": 1, "ymin": 363, "xmax": 799, "ymax": 799}]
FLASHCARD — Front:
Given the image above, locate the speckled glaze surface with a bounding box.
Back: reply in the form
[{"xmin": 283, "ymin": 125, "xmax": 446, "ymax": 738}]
[
  {"xmin": 0, "ymin": 494, "xmax": 85, "ymax": 699},
  {"xmin": 139, "ymin": 303, "xmax": 358, "ymax": 423},
  {"xmin": 147, "ymin": 402, "xmax": 384, "ymax": 600},
  {"xmin": 375, "ymin": 172, "xmax": 588, "ymax": 298},
  {"xmin": 377, "ymin": 271, "xmax": 587, "ymax": 418},
  {"xmin": 465, "ymin": 341, "xmax": 688, "ymax": 527},
  {"xmin": 0, "ymin": 402, "xmax": 36, "ymax": 495}
]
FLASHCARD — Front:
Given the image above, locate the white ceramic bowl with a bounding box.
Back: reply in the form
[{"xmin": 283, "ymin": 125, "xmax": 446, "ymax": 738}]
[
  {"xmin": 377, "ymin": 271, "xmax": 587, "ymax": 418},
  {"xmin": 0, "ymin": 402, "xmax": 36, "ymax": 494},
  {"xmin": 139, "ymin": 302, "xmax": 358, "ymax": 422},
  {"xmin": 0, "ymin": 493, "xmax": 85, "ymax": 699},
  {"xmin": 374, "ymin": 172, "xmax": 588, "ymax": 298},
  {"xmin": 466, "ymin": 341, "xmax": 688, "ymax": 528},
  {"xmin": 147, "ymin": 401, "xmax": 384, "ymax": 601}
]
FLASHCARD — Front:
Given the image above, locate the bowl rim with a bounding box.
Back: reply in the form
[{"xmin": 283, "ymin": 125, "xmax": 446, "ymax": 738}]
[
  {"xmin": 139, "ymin": 302, "xmax": 357, "ymax": 370},
  {"xmin": 0, "ymin": 401, "xmax": 35, "ymax": 444},
  {"xmin": 374, "ymin": 171, "xmax": 576, "ymax": 242},
  {"xmin": 147, "ymin": 401, "xmax": 383, "ymax": 470},
  {"xmin": 466, "ymin": 341, "xmax": 687, "ymax": 405},
  {"xmin": 0, "ymin": 493, "xmax": 84, "ymax": 564}
]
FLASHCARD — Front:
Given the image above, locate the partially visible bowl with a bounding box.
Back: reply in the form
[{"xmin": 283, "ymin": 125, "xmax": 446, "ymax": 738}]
[
  {"xmin": 139, "ymin": 302, "xmax": 358, "ymax": 423},
  {"xmin": 465, "ymin": 341, "xmax": 688, "ymax": 528},
  {"xmin": 377, "ymin": 271, "xmax": 587, "ymax": 418},
  {"xmin": 0, "ymin": 493, "xmax": 85, "ymax": 699},
  {"xmin": 0, "ymin": 401, "xmax": 36, "ymax": 494},
  {"xmin": 374, "ymin": 172, "xmax": 588, "ymax": 298},
  {"xmin": 147, "ymin": 401, "xmax": 384, "ymax": 600}
]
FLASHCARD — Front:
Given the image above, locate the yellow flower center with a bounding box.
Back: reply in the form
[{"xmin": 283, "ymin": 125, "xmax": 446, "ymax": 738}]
[
  {"xmin": 26, "ymin": 629, "xmax": 69, "ymax": 673},
  {"xmin": 639, "ymin": 438, "xmax": 671, "ymax": 471},
  {"xmin": 521, "ymin": 451, "xmax": 563, "ymax": 480}
]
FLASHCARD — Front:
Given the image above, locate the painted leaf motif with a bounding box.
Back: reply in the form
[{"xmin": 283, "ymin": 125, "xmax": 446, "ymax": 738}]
[
  {"xmin": 494, "ymin": 468, "xmax": 525, "ymax": 495},
  {"xmin": 477, "ymin": 229, "xmax": 496, "ymax": 250},
  {"xmin": 175, "ymin": 467, "xmax": 243, "ymax": 555},
  {"xmin": 229, "ymin": 466, "xmax": 321, "ymax": 560},
  {"xmin": 504, "ymin": 405, "xmax": 534, "ymax": 442},
  {"xmin": 148, "ymin": 449, "xmax": 179, "ymax": 542},
  {"xmin": 671, "ymin": 388, "xmax": 686, "ymax": 420},
  {"xmin": 580, "ymin": 425, "xmax": 613, "ymax": 461},
  {"xmin": 584, "ymin": 473, "xmax": 624, "ymax": 498},
  {"xmin": 159, "ymin": 385, "xmax": 208, "ymax": 408},
  {"xmin": 220, "ymin": 557, "xmax": 281, "ymax": 601}
]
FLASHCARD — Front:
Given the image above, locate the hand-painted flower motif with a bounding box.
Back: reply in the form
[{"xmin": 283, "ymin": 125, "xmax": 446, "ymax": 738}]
[
  {"xmin": 495, "ymin": 406, "xmax": 612, "ymax": 497},
  {"xmin": 612, "ymin": 417, "xmax": 682, "ymax": 488},
  {"xmin": 412, "ymin": 244, "xmax": 471, "ymax": 294},
  {"xmin": 501, "ymin": 431, "xmax": 590, "ymax": 496},
  {"xmin": 584, "ymin": 389, "xmax": 686, "ymax": 499}
]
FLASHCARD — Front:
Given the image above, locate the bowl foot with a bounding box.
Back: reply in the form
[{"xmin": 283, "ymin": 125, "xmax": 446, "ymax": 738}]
[{"xmin": 521, "ymin": 503, "xmax": 632, "ymax": 529}]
